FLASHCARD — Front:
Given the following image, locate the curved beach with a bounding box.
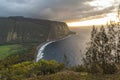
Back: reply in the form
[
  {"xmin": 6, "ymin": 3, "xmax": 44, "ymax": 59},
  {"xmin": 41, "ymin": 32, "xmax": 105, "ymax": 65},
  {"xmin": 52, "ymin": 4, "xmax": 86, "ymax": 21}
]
[{"xmin": 36, "ymin": 34, "xmax": 73, "ymax": 62}]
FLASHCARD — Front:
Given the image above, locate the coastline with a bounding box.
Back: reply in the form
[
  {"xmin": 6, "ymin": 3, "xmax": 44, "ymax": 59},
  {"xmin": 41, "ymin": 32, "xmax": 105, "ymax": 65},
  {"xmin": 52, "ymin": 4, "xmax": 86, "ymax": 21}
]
[
  {"xmin": 35, "ymin": 34, "xmax": 75, "ymax": 62},
  {"xmin": 35, "ymin": 41, "xmax": 55, "ymax": 62}
]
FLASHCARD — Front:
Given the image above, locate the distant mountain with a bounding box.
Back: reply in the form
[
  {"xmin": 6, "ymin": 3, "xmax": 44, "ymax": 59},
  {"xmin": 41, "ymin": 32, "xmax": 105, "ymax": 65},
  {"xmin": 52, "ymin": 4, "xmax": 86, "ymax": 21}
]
[{"xmin": 0, "ymin": 16, "xmax": 71, "ymax": 44}]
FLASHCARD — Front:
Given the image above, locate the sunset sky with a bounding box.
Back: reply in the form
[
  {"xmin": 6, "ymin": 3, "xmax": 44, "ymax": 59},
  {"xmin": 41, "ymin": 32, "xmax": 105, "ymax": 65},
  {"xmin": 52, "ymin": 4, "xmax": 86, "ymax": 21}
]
[{"xmin": 0, "ymin": 0, "xmax": 120, "ymax": 26}]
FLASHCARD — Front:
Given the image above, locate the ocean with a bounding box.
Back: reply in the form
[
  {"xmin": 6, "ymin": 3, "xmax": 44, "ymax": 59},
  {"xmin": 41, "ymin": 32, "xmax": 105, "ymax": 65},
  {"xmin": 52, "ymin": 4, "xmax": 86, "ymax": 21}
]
[{"xmin": 37, "ymin": 26, "xmax": 92, "ymax": 66}]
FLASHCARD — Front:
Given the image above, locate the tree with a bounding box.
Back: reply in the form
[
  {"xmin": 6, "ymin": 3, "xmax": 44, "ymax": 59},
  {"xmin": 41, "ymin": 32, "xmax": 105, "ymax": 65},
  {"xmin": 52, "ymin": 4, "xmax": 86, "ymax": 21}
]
[
  {"xmin": 107, "ymin": 25, "xmax": 120, "ymax": 63},
  {"xmin": 115, "ymin": 26, "xmax": 120, "ymax": 63},
  {"xmin": 84, "ymin": 26, "xmax": 99, "ymax": 72},
  {"xmin": 84, "ymin": 26, "xmax": 116, "ymax": 74},
  {"xmin": 107, "ymin": 25, "xmax": 116, "ymax": 62},
  {"xmin": 97, "ymin": 26, "xmax": 112, "ymax": 67}
]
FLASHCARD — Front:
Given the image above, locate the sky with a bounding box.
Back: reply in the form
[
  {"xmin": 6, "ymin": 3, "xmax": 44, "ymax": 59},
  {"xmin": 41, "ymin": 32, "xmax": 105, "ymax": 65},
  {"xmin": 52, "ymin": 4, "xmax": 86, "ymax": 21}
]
[{"xmin": 0, "ymin": 0, "xmax": 120, "ymax": 26}]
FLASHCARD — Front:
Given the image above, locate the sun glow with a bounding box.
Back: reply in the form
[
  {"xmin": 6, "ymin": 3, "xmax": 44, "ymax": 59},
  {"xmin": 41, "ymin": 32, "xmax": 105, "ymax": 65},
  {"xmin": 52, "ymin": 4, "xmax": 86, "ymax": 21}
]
[
  {"xmin": 67, "ymin": 13, "xmax": 119, "ymax": 27},
  {"xmin": 67, "ymin": 18, "xmax": 108, "ymax": 27}
]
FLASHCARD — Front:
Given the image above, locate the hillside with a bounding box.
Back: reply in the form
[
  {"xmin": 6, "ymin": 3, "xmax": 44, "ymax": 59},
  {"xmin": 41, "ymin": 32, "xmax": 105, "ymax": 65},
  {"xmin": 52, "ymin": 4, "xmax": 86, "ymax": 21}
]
[{"xmin": 0, "ymin": 16, "xmax": 71, "ymax": 44}]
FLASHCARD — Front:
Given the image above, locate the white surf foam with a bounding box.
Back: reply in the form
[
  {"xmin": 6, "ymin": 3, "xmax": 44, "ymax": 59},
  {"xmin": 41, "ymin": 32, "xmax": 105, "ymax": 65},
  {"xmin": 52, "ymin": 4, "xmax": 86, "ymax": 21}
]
[
  {"xmin": 36, "ymin": 41, "xmax": 55, "ymax": 62},
  {"xmin": 36, "ymin": 34, "xmax": 73, "ymax": 62}
]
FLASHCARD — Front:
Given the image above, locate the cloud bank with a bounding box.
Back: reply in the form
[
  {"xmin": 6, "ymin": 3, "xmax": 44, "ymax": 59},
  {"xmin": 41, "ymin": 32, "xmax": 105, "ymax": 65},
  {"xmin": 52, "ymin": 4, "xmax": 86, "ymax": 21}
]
[{"xmin": 0, "ymin": 0, "xmax": 119, "ymax": 21}]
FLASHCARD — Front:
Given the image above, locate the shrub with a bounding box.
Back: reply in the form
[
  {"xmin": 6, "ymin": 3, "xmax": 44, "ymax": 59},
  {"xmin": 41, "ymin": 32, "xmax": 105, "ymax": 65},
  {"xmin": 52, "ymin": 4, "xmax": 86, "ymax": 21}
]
[
  {"xmin": 89, "ymin": 64, "xmax": 103, "ymax": 74},
  {"xmin": 102, "ymin": 63, "xmax": 118, "ymax": 74},
  {"xmin": 71, "ymin": 65, "xmax": 87, "ymax": 72},
  {"xmin": 34, "ymin": 60, "xmax": 65, "ymax": 75},
  {"xmin": 1, "ymin": 60, "xmax": 64, "ymax": 80},
  {"xmin": 1, "ymin": 61, "xmax": 34, "ymax": 80}
]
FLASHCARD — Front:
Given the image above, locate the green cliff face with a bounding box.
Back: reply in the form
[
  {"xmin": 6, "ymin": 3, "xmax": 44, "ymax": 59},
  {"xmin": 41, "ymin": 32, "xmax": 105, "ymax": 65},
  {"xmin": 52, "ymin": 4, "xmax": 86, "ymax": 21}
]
[{"xmin": 0, "ymin": 16, "xmax": 70, "ymax": 44}]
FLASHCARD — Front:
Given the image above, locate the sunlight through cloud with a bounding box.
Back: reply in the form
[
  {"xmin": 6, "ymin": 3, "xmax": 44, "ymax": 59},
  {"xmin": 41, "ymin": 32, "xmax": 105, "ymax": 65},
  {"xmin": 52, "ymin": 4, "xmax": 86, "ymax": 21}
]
[{"xmin": 88, "ymin": 0, "xmax": 115, "ymax": 10}]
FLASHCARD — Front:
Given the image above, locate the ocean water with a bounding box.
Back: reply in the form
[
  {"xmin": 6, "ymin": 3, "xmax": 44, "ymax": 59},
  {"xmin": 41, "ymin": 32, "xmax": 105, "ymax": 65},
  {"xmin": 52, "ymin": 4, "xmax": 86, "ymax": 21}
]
[{"xmin": 42, "ymin": 27, "xmax": 92, "ymax": 66}]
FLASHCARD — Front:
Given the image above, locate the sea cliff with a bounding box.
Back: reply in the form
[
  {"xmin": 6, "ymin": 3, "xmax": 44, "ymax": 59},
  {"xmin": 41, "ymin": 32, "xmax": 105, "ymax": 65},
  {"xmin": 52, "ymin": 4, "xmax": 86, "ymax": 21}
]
[{"xmin": 0, "ymin": 16, "xmax": 71, "ymax": 44}]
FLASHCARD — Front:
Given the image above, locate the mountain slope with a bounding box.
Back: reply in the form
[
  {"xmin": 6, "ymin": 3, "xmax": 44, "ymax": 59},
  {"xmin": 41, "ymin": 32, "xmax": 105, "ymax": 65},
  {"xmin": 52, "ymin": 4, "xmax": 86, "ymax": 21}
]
[{"xmin": 0, "ymin": 16, "xmax": 71, "ymax": 44}]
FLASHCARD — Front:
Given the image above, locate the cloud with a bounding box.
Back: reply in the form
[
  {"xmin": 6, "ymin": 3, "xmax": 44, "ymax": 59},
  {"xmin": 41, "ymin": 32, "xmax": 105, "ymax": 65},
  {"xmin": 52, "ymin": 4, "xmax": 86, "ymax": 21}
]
[{"xmin": 0, "ymin": 0, "xmax": 119, "ymax": 21}]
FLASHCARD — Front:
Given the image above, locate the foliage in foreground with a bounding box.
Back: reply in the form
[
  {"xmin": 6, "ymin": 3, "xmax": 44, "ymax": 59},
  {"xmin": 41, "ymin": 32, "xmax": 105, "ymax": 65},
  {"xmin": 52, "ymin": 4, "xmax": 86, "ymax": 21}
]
[
  {"xmin": 0, "ymin": 60, "xmax": 65, "ymax": 80},
  {"xmin": 84, "ymin": 25, "xmax": 120, "ymax": 74},
  {"xmin": 26, "ymin": 71, "xmax": 120, "ymax": 80},
  {"xmin": 0, "ymin": 44, "xmax": 37, "ymax": 69}
]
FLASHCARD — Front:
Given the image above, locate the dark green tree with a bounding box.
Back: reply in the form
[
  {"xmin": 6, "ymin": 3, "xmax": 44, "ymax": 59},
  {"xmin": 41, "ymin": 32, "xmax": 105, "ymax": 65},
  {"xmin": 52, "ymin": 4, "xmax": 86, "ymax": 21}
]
[
  {"xmin": 84, "ymin": 26, "xmax": 99, "ymax": 72},
  {"xmin": 115, "ymin": 26, "xmax": 120, "ymax": 63},
  {"xmin": 84, "ymin": 26, "xmax": 117, "ymax": 74},
  {"xmin": 96, "ymin": 26, "xmax": 111, "ymax": 66}
]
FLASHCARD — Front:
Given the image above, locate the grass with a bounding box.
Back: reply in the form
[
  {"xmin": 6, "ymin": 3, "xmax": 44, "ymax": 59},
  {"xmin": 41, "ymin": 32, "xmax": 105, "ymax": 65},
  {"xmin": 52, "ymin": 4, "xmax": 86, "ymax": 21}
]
[
  {"xmin": 0, "ymin": 44, "xmax": 31, "ymax": 60},
  {"xmin": 26, "ymin": 71, "xmax": 120, "ymax": 80}
]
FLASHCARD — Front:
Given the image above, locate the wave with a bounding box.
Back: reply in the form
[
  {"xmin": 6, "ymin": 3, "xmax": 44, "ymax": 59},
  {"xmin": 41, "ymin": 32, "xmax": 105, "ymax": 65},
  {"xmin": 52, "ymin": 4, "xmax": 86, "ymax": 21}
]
[
  {"xmin": 36, "ymin": 34, "xmax": 74, "ymax": 62},
  {"xmin": 36, "ymin": 41, "xmax": 55, "ymax": 62}
]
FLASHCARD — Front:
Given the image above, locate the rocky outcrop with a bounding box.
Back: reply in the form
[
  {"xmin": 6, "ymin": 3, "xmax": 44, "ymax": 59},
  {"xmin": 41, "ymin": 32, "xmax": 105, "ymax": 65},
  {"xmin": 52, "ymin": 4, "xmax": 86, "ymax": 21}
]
[{"xmin": 0, "ymin": 16, "xmax": 71, "ymax": 44}]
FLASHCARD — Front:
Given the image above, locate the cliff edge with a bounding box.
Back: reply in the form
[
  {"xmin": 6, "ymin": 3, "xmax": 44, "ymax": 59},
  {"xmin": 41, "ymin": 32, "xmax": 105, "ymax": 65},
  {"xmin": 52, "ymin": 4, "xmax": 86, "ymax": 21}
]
[{"xmin": 0, "ymin": 16, "xmax": 71, "ymax": 44}]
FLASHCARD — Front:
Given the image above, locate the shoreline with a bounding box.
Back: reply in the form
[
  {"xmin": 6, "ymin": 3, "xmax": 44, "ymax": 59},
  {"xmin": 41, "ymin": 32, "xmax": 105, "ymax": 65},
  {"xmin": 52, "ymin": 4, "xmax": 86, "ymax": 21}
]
[
  {"xmin": 35, "ymin": 34, "xmax": 75, "ymax": 62},
  {"xmin": 36, "ymin": 41, "xmax": 55, "ymax": 62}
]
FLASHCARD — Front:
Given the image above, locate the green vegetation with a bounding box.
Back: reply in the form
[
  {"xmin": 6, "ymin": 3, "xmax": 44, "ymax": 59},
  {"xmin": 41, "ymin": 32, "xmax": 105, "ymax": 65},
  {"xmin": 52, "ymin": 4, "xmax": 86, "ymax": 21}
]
[
  {"xmin": 0, "ymin": 60, "xmax": 65, "ymax": 80},
  {"xmin": 0, "ymin": 44, "xmax": 37, "ymax": 69},
  {"xmin": 0, "ymin": 44, "xmax": 31, "ymax": 60},
  {"xmin": 27, "ymin": 71, "xmax": 120, "ymax": 80}
]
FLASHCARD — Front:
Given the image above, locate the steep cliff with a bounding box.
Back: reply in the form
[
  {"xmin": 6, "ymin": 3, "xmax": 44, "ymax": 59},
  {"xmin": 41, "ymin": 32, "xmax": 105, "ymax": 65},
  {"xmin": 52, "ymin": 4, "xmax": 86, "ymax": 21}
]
[{"xmin": 0, "ymin": 16, "xmax": 71, "ymax": 44}]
